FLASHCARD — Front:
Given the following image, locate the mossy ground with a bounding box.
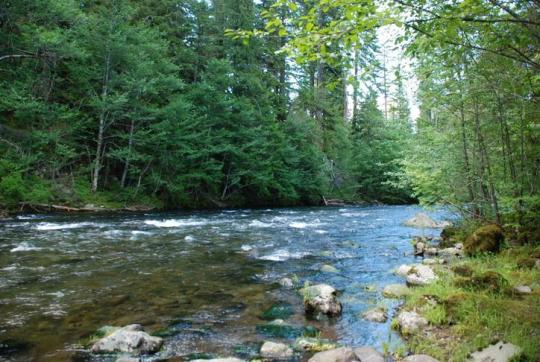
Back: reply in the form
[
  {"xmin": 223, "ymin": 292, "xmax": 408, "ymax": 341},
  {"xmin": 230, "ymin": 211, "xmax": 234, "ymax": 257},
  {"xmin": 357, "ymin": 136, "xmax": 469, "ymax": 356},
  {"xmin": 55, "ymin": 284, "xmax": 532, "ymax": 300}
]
[{"xmin": 398, "ymin": 246, "xmax": 540, "ymax": 361}]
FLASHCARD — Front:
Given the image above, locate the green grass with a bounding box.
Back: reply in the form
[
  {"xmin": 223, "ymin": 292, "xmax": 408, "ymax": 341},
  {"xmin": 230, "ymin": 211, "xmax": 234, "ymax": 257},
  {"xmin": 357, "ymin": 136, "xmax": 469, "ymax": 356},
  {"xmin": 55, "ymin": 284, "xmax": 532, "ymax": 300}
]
[{"xmin": 398, "ymin": 245, "xmax": 540, "ymax": 361}]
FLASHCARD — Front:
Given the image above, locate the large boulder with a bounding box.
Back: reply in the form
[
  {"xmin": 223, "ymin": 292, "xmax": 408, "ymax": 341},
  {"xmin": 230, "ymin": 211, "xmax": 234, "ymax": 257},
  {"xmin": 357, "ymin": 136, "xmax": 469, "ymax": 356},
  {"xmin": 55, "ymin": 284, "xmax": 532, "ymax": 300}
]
[
  {"xmin": 308, "ymin": 347, "xmax": 357, "ymax": 362},
  {"xmin": 395, "ymin": 311, "xmax": 428, "ymax": 334},
  {"xmin": 405, "ymin": 265, "xmax": 438, "ymax": 286},
  {"xmin": 91, "ymin": 324, "xmax": 162, "ymax": 355},
  {"xmin": 260, "ymin": 341, "xmax": 293, "ymax": 359},
  {"xmin": 302, "ymin": 284, "xmax": 342, "ymax": 317},
  {"xmin": 404, "ymin": 213, "xmax": 439, "ymax": 228},
  {"xmin": 383, "ymin": 284, "xmax": 410, "ymax": 298},
  {"xmin": 464, "ymin": 225, "xmax": 504, "ymax": 255},
  {"xmin": 468, "ymin": 341, "xmax": 521, "ymax": 362},
  {"xmin": 353, "ymin": 346, "xmax": 384, "ymax": 362}
]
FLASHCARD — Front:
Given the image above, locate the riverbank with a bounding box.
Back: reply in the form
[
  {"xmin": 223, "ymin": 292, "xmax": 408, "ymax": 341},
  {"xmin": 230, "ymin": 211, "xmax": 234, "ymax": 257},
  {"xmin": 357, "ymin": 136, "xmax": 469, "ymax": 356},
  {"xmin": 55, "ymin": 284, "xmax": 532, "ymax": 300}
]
[{"xmin": 391, "ymin": 226, "xmax": 540, "ymax": 360}]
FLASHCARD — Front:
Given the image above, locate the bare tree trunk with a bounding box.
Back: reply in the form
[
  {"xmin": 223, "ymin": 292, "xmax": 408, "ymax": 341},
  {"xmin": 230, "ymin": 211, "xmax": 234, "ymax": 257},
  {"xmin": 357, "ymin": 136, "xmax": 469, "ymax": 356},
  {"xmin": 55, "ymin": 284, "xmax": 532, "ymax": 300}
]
[{"xmin": 91, "ymin": 51, "xmax": 111, "ymax": 193}]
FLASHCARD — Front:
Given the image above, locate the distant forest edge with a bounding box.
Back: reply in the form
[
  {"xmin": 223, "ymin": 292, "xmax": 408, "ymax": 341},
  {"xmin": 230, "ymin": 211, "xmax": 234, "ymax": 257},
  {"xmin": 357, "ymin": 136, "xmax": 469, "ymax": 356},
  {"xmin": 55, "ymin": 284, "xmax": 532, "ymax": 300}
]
[
  {"xmin": 0, "ymin": 0, "xmax": 415, "ymax": 212},
  {"xmin": 1, "ymin": 0, "xmax": 539, "ymax": 232}
]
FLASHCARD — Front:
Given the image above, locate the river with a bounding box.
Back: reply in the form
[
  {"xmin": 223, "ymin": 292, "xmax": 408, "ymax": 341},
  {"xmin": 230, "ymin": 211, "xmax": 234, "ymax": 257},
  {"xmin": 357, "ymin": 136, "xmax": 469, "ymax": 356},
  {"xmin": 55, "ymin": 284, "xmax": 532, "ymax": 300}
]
[{"xmin": 0, "ymin": 205, "xmax": 449, "ymax": 361}]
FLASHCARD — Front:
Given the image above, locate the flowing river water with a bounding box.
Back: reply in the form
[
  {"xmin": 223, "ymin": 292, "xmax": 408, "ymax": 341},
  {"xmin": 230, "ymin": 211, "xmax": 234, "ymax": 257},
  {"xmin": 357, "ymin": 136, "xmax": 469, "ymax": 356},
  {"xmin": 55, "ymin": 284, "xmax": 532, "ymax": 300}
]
[{"xmin": 0, "ymin": 206, "xmax": 449, "ymax": 361}]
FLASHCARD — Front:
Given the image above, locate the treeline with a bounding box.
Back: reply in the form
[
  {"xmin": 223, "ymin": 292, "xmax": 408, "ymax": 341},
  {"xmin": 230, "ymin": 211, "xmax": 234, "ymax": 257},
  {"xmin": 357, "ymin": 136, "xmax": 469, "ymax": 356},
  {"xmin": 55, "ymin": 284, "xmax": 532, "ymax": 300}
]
[
  {"xmin": 0, "ymin": 0, "xmax": 413, "ymax": 211},
  {"xmin": 251, "ymin": 0, "xmax": 540, "ymax": 236},
  {"xmin": 399, "ymin": 0, "xmax": 540, "ymax": 239}
]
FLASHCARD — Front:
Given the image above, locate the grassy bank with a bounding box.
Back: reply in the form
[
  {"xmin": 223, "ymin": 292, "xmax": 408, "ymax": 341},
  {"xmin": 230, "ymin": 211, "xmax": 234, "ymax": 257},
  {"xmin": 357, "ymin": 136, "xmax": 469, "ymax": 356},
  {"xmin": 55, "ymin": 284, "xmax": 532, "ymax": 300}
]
[{"xmin": 396, "ymin": 245, "xmax": 540, "ymax": 361}]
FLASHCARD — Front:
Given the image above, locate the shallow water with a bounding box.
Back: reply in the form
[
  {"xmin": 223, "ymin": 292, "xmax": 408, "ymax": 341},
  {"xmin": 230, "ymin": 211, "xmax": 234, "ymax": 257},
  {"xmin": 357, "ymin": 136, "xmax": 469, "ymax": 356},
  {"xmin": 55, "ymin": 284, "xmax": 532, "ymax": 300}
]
[{"xmin": 0, "ymin": 206, "xmax": 450, "ymax": 361}]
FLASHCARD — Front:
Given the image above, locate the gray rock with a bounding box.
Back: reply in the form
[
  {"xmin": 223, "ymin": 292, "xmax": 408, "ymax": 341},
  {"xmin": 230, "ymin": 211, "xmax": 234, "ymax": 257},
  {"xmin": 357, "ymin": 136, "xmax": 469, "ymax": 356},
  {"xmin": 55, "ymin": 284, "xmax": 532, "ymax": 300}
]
[
  {"xmin": 424, "ymin": 247, "xmax": 439, "ymax": 256},
  {"xmin": 395, "ymin": 264, "xmax": 413, "ymax": 277},
  {"xmin": 514, "ymin": 285, "xmax": 532, "ymax": 294},
  {"xmin": 353, "ymin": 346, "xmax": 384, "ymax": 362},
  {"xmin": 260, "ymin": 341, "xmax": 293, "ymax": 359},
  {"xmin": 403, "ymin": 354, "xmax": 440, "ymax": 362},
  {"xmin": 396, "ymin": 311, "xmax": 428, "ymax": 334},
  {"xmin": 422, "ymin": 258, "xmax": 438, "ymax": 265},
  {"xmin": 455, "ymin": 243, "xmax": 463, "ymax": 250},
  {"xmin": 406, "ymin": 265, "xmax": 438, "ymax": 286},
  {"xmin": 415, "ymin": 241, "xmax": 426, "ymax": 255},
  {"xmin": 279, "ymin": 277, "xmax": 294, "ymax": 288},
  {"xmin": 362, "ymin": 308, "xmax": 387, "ymax": 323},
  {"xmin": 308, "ymin": 347, "xmax": 357, "ymax": 362},
  {"xmin": 535, "ymin": 259, "xmax": 540, "ymax": 269},
  {"xmin": 438, "ymin": 247, "xmax": 463, "ymax": 257},
  {"xmin": 383, "ymin": 284, "xmax": 410, "ymax": 298},
  {"xmin": 302, "ymin": 284, "xmax": 342, "ymax": 316},
  {"xmin": 91, "ymin": 324, "xmax": 162, "ymax": 355},
  {"xmin": 468, "ymin": 341, "xmax": 521, "ymax": 362},
  {"xmin": 404, "ymin": 213, "xmax": 440, "ymax": 228}
]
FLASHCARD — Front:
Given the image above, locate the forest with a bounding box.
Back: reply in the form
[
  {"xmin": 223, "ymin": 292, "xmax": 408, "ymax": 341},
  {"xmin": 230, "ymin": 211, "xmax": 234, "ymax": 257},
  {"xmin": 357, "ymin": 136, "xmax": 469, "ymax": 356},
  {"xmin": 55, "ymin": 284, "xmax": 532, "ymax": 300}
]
[{"xmin": 0, "ymin": 0, "xmax": 539, "ymax": 228}]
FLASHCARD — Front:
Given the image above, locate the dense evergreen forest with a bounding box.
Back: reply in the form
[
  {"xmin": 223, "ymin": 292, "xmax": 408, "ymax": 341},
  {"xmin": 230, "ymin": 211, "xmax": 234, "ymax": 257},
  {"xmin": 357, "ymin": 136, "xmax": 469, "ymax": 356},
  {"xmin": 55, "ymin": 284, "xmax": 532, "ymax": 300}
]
[{"xmin": 0, "ymin": 0, "xmax": 539, "ymax": 231}]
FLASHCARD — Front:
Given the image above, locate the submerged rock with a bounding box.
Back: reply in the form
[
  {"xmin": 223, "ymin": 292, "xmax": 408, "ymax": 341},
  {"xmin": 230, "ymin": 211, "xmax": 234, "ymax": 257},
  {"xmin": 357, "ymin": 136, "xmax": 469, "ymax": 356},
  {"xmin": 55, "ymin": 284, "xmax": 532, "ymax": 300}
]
[
  {"xmin": 406, "ymin": 265, "xmax": 438, "ymax": 286},
  {"xmin": 403, "ymin": 355, "xmax": 440, "ymax": 362},
  {"xmin": 302, "ymin": 284, "xmax": 342, "ymax": 317},
  {"xmin": 464, "ymin": 224, "xmax": 504, "ymax": 255},
  {"xmin": 362, "ymin": 307, "xmax": 387, "ymax": 323},
  {"xmin": 321, "ymin": 264, "xmax": 340, "ymax": 273},
  {"xmin": 468, "ymin": 341, "xmax": 521, "ymax": 362},
  {"xmin": 91, "ymin": 324, "xmax": 162, "ymax": 355},
  {"xmin": 261, "ymin": 302, "xmax": 294, "ymax": 320},
  {"xmin": 353, "ymin": 346, "xmax": 384, "ymax": 362},
  {"xmin": 404, "ymin": 213, "xmax": 439, "ymax": 228},
  {"xmin": 396, "ymin": 311, "xmax": 428, "ymax": 334},
  {"xmin": 308, "ymin": 347, "xmax": 357, "ymax": 362},
  {"xmin": 383, "ymin": 284, "xmax": 410, "ymax": 298},
  {"xmin": 260, "ymin": 341, "xmax": 293, "ymax": 359},
  {"xmin": 256, "ymin": 319, "xmax": 302, "ymax": 339}
]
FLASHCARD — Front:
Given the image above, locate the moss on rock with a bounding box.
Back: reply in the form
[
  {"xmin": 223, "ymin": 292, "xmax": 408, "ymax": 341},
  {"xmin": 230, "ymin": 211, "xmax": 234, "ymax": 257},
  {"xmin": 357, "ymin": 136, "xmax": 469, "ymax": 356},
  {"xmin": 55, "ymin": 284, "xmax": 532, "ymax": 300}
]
[{"xmin": 464, "ymin": 225, "xmax": 504, "ymax": 255}]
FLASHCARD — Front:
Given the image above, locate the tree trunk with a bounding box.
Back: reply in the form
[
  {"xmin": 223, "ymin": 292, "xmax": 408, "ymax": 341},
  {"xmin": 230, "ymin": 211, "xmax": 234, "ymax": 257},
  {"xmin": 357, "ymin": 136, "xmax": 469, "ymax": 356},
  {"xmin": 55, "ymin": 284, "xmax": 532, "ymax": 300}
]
[
  {"xmin": 121, "ymin": 118, "xmax": 135, "ymax": 188},
  {"xmin": 91, "ymin": 51, "xmax": 111, "ymax": 193}
]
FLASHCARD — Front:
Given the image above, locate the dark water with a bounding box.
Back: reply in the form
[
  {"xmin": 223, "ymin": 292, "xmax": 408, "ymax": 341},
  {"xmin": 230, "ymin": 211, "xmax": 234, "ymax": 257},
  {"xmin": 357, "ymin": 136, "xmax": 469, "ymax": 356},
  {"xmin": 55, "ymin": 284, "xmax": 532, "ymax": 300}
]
[{"xmin": 0, "ymin": 206, "xmax": 449, "ymax": 361}]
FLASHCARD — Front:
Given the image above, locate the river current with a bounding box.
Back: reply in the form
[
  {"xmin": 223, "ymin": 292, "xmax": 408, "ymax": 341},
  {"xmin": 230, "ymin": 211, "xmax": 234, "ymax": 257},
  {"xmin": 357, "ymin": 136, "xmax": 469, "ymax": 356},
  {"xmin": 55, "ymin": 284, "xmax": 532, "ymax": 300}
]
[{"xmin": 0, "ymin": 205, "xmax": 449, "ymax": 361}]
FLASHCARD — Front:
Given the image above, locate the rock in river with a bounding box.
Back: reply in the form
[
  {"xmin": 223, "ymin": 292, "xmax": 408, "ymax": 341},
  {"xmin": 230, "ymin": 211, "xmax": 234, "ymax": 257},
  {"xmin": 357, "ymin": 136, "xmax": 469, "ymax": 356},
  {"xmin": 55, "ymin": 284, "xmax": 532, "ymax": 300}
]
[
  {"xmin": 468, "ymin": 341, "xmax": 521, "ymax": 362},
  {"xmin": 260, "ymin": 341, "xmax": 294, "ymax": 359},
  {"xmin": 354, "ymin": 346, "xmax": 384, "ymax": 362},
  {"xmin": 308, "ymin": 347, "xmax": 357, "ymax": 362},
  {"xmin": 404, "ymin": 213, "xmax": 439, "ymax": 228},
  {"xmin": 362, "ymin": 307, "xmax": 387, "ymax": 323},
  {"xmin": 396, "ymin": 311, "xmax": 428, "ymax": 334},
  {"xmin": 302, "ymin": 284, "xmax": 342, "ymax": 317},
  {"xmin": 91, "ymin": 324, "xmax": 162, "ymax": 355},
  {"xmin": 405, "ymin": 265, "xmax": 438, "ymax": 286}
]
